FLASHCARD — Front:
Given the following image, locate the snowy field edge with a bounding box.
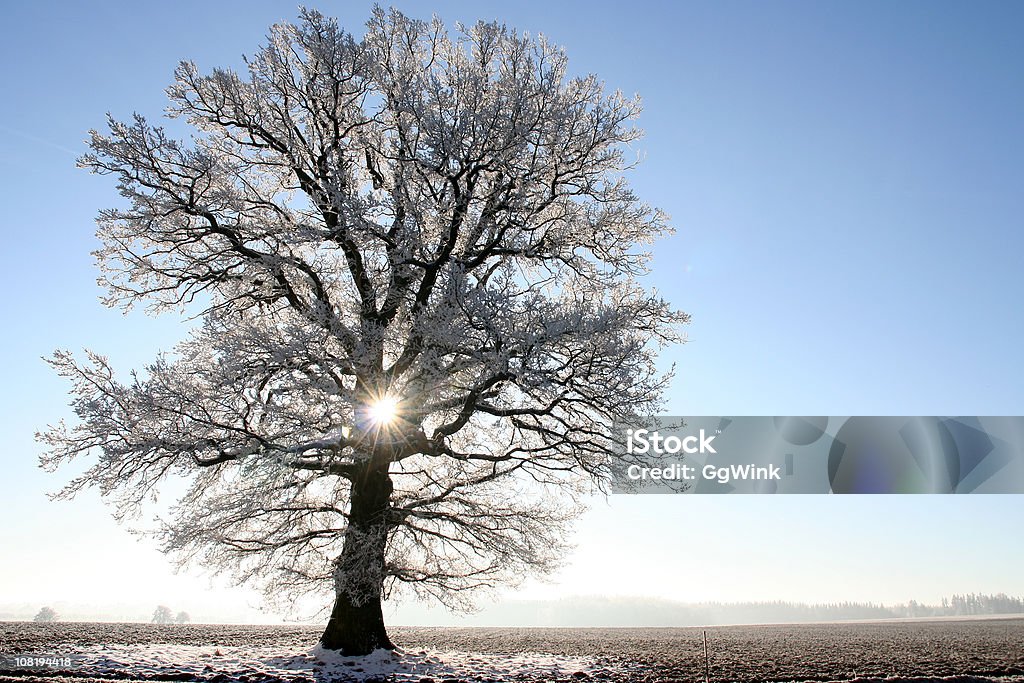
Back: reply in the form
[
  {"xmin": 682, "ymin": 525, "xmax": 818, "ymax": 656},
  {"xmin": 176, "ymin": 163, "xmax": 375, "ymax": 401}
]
[{"xmin": 2, "ymin": 619, "xmax": 1022, "ymax": 683}]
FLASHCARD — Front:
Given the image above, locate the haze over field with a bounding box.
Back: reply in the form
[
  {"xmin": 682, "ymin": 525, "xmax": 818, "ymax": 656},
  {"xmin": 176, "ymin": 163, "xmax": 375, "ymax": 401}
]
[{"xmin": 5, "ymin": 593, "xmax": 1022, "ymax": 628}]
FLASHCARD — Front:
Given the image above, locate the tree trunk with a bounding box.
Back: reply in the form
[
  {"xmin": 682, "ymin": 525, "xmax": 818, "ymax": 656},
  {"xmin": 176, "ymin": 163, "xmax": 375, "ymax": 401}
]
[
  {"xmin": 320, "ymin": 581, "xmax": 393, "ymax": 654},
  {"xmin": 320, "ymin": 461, "xmax": 395, "ymax": 654}
]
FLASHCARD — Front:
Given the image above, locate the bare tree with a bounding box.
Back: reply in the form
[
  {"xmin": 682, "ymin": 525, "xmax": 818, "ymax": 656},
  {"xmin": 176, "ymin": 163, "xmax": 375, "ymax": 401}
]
[
  {"xmin": 33, "ymin": 606, "xmax": 58, "ymax": 623},
  {"xmin": 152, "ymin": 605, "xmax": 174, "ymax": 625},
  {"xmin": 39, "ymin": 7, "xmax": 682, "ymax": 654}
]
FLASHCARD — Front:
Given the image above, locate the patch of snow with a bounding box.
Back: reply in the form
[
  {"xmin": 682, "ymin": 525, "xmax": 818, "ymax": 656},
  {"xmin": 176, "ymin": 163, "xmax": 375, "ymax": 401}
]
[
  {"xmin": 23, "ymin": 642, "xmax": 611, "ymax": 682},
  {"xmin": 11, "ymin": 643, "xmax": 1024, "ymax": 683}
]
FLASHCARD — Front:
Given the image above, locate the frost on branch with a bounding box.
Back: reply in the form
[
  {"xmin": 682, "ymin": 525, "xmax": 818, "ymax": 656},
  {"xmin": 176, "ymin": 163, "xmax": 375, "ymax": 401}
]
[{"xmin": 39, "ymin": 6, "xmax": 686, "ymax": 637}]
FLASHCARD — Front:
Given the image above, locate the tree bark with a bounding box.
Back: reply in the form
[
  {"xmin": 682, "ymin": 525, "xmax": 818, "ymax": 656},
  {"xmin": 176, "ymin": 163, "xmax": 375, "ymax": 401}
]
[{"xmin": 320, "ymin": 461, "xmax": 395, "ymax": 654}]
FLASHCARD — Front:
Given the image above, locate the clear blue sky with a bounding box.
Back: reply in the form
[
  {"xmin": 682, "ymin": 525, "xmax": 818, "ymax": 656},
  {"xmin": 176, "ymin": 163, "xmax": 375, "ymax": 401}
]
[{"xmin": 2, "ymin": 1, "xmax": 1023, "ymax": 623}]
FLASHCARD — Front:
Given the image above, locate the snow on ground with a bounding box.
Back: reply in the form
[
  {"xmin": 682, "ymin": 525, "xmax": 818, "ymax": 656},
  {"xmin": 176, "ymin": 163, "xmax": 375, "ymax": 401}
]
[
  {"xmin": 5, "ymin": 642, "xmax": 1024, "ymax": 683},
  {"xmin": 3, "ymin": 620, "xmax": 1023, "ymax": 682},
  {"xmin": 24, "ymin": 642, "xmax": 611, "ymax": 682}
]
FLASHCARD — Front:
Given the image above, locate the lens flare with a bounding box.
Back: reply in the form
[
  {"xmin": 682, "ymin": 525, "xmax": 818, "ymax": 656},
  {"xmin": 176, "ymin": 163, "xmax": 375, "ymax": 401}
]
[{"xmin": 367, "ymin": 396, "xmax": 399, "ymax": 426}]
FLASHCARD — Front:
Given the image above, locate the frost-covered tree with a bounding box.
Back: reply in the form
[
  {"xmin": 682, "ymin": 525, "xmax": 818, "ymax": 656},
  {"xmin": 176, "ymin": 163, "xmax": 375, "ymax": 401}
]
[
  {"xmin": 39, "ymin": 8, "xmax": 682, "ymax": 654},
  {"xmin": 152, "ymin": 605, "xmax": 174, "ymax": 624},
  {"xmin": 33, "ymin": 606, "xmax": 58, "ymax": 623},
  {"xmin": 175, "ymin": 611, "xmax": 191, "ymax": 624}
]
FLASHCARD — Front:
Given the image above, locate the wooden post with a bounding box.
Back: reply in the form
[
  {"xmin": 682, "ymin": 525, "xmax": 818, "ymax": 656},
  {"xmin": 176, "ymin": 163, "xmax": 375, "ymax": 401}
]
[{"xmin": 703, "ymin": 630, "xmax": 710, "ymax": 683}]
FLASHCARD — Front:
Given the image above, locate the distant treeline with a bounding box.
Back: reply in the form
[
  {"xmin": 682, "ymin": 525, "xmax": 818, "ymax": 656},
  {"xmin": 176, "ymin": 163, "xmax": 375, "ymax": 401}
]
[
  {"xmin": 467, "ymin": 593, "xmax": 1024, "ymax": 627},
  {"xmin": 691, "ymin": 593, "xmax": 1024, "ymax": 623},
  {"xmin": 904, "ymin": 593, "xmax": 1024, "ymax": 618}
]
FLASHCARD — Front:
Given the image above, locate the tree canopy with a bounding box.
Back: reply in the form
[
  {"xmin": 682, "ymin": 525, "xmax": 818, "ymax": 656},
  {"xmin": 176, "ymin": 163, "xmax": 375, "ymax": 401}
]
[{"xmin": 39, "ymin": 7, "xmax": 683, "ymax": 654}]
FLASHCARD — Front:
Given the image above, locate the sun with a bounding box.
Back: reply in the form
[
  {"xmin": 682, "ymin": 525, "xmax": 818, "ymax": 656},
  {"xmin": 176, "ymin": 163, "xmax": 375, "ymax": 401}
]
[{"xmin": 367, "ymin": 396, "xmax": 400, "ymax": 426}]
